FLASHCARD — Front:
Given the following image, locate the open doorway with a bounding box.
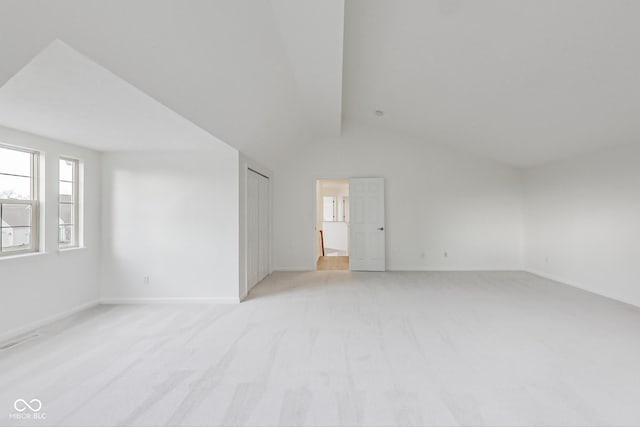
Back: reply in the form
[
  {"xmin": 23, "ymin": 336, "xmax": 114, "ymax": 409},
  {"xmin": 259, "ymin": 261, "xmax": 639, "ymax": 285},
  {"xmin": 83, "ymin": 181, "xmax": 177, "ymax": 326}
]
[{"xmin": 316, "ymin": 179, "xmax": 349, "ymax": 270}]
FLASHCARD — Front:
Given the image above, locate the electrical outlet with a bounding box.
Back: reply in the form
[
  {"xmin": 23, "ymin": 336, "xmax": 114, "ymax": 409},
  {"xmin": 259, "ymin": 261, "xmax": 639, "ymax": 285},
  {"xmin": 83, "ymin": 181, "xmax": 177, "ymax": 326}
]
[
  {"xmin": 143, "ymin": 275, "xmax": 150, "ymax": 284},
  {"xmin": 545, "ymin": 257, "xmax": 550, "ymax": 264},
  {"xmin": 444, "ymin": 251, "xmax": 448, "ymax": 258}
]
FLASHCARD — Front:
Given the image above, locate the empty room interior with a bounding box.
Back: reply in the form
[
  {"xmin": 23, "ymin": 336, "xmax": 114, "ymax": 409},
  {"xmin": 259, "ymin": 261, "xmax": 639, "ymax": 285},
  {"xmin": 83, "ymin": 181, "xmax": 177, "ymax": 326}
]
[{"xmin": 1, "ymin": 1, "xmax": 640, "ymax": 426}]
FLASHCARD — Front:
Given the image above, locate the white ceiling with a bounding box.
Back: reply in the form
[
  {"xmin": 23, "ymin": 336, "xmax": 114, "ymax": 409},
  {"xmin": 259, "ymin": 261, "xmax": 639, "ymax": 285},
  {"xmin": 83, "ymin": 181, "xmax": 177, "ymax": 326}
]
[
  {"xmin": 0, "ymin": 1, "xmax": 344, "ymax": 161},
  {"xmin": 271, "ymin": 0, "xmax": 345, "ymax": 136},
  {"xmin": 343, "ymin": 0, "xmax": 640, "ymax": 166},
  {"xmin": 0, "ymin": 1, "xmax": 639, "ymax": 166},
  {"xmin": 0, "ymin": 40, "xmax": 227, "ymax": 151}
]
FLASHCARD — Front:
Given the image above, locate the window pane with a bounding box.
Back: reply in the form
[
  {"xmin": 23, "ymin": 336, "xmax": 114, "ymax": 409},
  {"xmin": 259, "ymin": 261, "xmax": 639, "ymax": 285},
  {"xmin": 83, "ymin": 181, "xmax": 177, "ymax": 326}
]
[
  {"xmin": 323, "ymin": 196, "xmax": 336, "ymax": 222},
  {"xmin": 59, "ymin": 225, "xmax": 74, "ymax": 246},
  {"xmin": 1, "ymin": 227, "xmax": 32, "ymax": 251},
  {"xmin": 59, "ymin": 203, "xmax": 74, "ymax": 225},
  {"xmin": 0, "ymin": 174, "xmax": 31, "ymax": 200},
  {"xmin": 0, "ymin": 147, "xmax": 31, "ymax": 176},
  {"xmin": 1, "ymin": 204, "xmax": 32, "ymax": 227},
  {"xmin": 59, "ymin": 181, "xmax": 73, "ymax": 202},
  {"xmin": 59, "ymin": 159, "xmax": 74, "ymax": 181}
]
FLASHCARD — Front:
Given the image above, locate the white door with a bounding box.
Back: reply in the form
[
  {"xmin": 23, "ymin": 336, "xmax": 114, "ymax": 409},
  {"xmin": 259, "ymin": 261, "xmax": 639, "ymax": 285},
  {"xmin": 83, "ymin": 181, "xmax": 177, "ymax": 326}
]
[
  {"xmin": 349, "ymin": 178, "xmax": 385, "ymax": 271},
  {"xmin": 258, "ymin": 174, "xmax": 270, "ymax": 281},
  {"xmin": 247, "ymin": 170, "xmax": 260, "ymax": 288}
]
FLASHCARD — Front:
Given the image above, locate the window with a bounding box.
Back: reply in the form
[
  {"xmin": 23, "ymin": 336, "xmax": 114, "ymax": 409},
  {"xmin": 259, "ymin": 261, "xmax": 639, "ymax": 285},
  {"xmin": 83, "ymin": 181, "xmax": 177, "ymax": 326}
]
[
  {"xmin": 59, "ymin": 157, "xmax": 79, "ymax": 248},
  {"xmin": 323, "ymin": 196, "xmax": 336, "ymax": 221},
  {"xmin": 339, "ymin": 196, "xmax": 349, "ymax": 222},
  {"xmin": 0, "ymin": 145, "xmax": 39, "ymax": 256},
  {"xmin": 323, "ymin": 195, "xmax": 349, "ymax": 222}
]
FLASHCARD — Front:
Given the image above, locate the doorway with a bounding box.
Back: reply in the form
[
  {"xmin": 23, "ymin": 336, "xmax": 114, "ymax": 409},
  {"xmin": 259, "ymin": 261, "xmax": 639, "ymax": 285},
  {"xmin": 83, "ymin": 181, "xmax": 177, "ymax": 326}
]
[{"xmin": 316, "ymin": 179, "xmax": 349, "ymax": 270}]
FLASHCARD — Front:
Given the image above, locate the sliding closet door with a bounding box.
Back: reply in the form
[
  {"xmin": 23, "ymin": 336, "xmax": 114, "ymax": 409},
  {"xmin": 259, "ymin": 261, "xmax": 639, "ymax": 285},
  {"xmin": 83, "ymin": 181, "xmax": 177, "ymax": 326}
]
[
  {"xmin": 247, "ymin": 169, "xmax": 270, "ymax": 291},
  {"xmin": 247, "ymin": 170, "xmax": 260, "ymax": 288},
  {"xmin": 258, "ymin": 175, "xmax": 270, "ymax": 281}
]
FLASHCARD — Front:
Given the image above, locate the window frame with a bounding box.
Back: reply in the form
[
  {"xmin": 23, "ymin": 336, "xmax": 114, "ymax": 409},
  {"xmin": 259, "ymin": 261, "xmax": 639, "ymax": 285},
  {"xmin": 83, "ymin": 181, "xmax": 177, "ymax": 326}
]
[
  {"xmin": 0, "ymin": 144, "xmax": 39, "ymax": 257},
  {"xmin": 58, "ymin": 157, "xmax": 80, "ymax": 249},
  {"xmin": 322, "ymin": 196, "xmax": 337, "ymax": 222}
]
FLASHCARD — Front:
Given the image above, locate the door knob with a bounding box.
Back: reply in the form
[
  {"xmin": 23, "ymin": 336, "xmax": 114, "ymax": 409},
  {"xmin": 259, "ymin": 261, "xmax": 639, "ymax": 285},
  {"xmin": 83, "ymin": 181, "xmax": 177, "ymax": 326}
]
[{"xmin": 378, "ymin": 227, "xmax": 384, "ymax": 231}]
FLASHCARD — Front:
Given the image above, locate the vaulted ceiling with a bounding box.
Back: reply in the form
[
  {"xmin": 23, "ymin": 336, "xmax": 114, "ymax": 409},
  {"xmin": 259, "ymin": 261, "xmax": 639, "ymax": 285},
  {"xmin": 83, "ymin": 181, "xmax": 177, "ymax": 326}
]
[
  {"xmin": 1, "ymin": 1, "xmax": 639, "ymax": 167},
  {"xmin": 0, "ymin": 40, "xmax": 229, "ymax": 151},
  {"xmin": 342, "ymin": 0, "xmax": 640, "ymax": 166},
  {"xmin": 0, "ymin": 0, "xmax": 344, "ymax": 163}
]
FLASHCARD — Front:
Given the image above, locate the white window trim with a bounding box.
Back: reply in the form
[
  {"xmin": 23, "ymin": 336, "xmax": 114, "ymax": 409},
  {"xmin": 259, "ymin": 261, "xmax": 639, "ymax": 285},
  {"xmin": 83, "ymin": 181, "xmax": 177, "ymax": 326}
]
[
  {"xmin": 58, "ymin": 157, "xmax": 80, "ymax": 249},
  {"xmin": 0, "ymin": 144, "xmax": 39, "ymax": 257}
]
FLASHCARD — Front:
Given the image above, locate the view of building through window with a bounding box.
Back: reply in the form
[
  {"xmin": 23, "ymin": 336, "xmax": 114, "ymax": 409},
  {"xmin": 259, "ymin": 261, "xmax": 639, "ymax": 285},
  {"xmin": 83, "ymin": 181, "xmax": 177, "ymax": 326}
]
[
  {"xmin": 59, "ymin": 158, "xmax": 79, "ymax": 247},
  {"xmin": 0, "ymin": 145, "xmax": 37, "ymax": 254}
]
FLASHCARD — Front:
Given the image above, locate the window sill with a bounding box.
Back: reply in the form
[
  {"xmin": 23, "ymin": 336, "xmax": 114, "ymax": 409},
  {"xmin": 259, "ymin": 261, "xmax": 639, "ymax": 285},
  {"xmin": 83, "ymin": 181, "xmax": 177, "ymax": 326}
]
[
  {"xmin": 0, "ymin": 251, "xmax": 46, "ymax": 261},
  {"xmin": 58, "ymin": 246, "xmax": 87, "ymax": 253}
]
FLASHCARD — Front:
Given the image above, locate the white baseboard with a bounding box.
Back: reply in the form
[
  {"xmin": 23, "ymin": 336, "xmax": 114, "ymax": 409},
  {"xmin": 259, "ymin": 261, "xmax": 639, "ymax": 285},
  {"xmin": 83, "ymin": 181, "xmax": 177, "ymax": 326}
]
[
  {"xmin": 0, "ymin": 299, "xmax": 100, "ymax": 344},
  {"xmin": 99, "ymin": 297, "xmax": 240, "ymax": 304},
  {"xmin": 386, "ymin": 268, "xmax": 523, "ymax": 272},
  {"xmin": 273, "ymin": 268, "xmax": 523, "ymax": 273}
]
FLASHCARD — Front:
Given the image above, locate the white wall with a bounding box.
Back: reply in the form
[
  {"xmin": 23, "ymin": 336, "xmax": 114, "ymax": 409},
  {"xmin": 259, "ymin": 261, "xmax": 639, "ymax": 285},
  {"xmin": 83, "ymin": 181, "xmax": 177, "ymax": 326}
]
[
  {"xmin": 273, "ymin": 123, "xmax": 524, "ymax": 271},
  {"xmin": 524, "ymin": 143, "xmax": 640, "ymax": 307},
  {"xmin": 322, "ymin": 222, "xmax": 348, "ymax": 254},
  {"xmin": 101, "ymin": 147, "xmax": 239, "ymax": 302},
  {"xmin": 0, "ymin": 125, "xmax": 101, "ymax": 340}
]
